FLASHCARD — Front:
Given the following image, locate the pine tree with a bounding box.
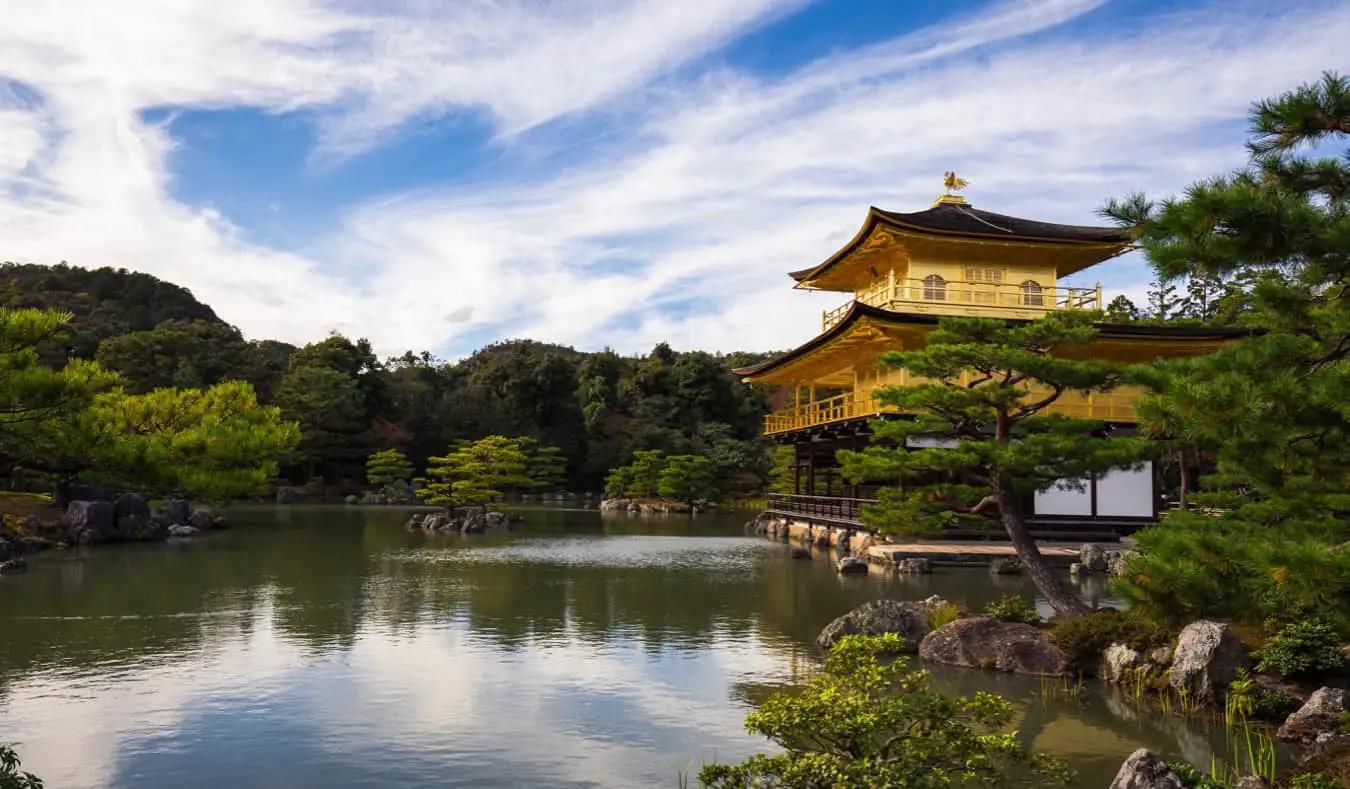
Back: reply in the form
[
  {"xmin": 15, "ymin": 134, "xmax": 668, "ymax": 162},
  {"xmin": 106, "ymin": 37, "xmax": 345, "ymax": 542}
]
[
  {"xmin": 1100, "ymin": 73, "xmax": 1350, "ymax": 625},
  {"xmin": 419, "ymin": 435, "xmax": 531, "ymax": 507},
  {"xmin": 838, "ymin": 312, "xmax": 1150, "ymax": 617},
  {"xmin": 1104, "ymin": 295, "xmax": 1141, "ymax": 322},
  {"xmin": 657, "ymin": 454, "xmax": 718, "ymax": 503},
  {"xmin": 366, "ymin": 448, "xmax": 414, "ymax": 487},
  {"xmin": 1144, "ymin": 275, "xmax": 1179, "ymax": 322}
]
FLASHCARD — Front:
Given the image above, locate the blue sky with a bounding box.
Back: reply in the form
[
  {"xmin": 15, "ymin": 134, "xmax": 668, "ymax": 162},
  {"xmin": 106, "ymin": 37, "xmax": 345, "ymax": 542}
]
[{"xmin": 0, "ymin": 0, "xmax": 1346, "ymax": 357}]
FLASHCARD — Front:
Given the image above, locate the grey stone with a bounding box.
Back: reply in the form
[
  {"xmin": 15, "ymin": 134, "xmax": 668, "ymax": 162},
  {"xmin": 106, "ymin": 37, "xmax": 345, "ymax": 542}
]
[
  {"xmin": 344, "ymin": 494, "xmax": 359, "ymax": 505},
  {"xmin": 188, "ymin": 509, "xmax": 216, "ymax": 531},
  {"xmin": 167, "ymin": 524, "xmax": 201, "ymax": 538},
  {"xmin": 790, "ymin": 547, "xmax": 811, "ymax": 559},
  {"xmin": 816, "ymin": 598, "xmax": 949, "ymax": 655},
  {"xmin": 989, "ymin": 558, "xmax": 1022, "ymax": 575},
  {"xmin": 1107, "ymin": 749, "xmax": 1187, "ymax": 789},
  {"xmin": 1101, "ymin": 643, "xmax": 1144, "ymax": 683},
  {"xmin": 1278, "ymin": 687, "xmax": 1349, "ymax": 743},
  {"xmin": 275, "ymin": 486, "xmax": 304, "ymax": 505},
  {"xmin": 1234, "ymin": 777, "xmax": 1270, "ymax": 789},
  {"xmin": 894, "ymin": 558, "xmax": 932, "ymax": 574},
  {"xmin": 1170, "ymin": 620, "xmax": 1249, "ymax": 697},
  {"xmin": 1069, "ymin": 561, "xmax": 1086, "ymax": 576},
  {"xmin": 113, "ymin": 492, "xmax": 150, "ymax": 520},
  {"xmin": 836, "ymin": 556, "xmax": 868, "ymax": 574},
  {"xmin": 1080, "ymin": 543, "xmax": 1108, "ymax": 572},
  {"xmin": 918, "ymin": 615, "xmax": 1067, "ymax": 676},
  {"xmin": 1107, "ymin": 550, "xmax": 1138, "ymax": 577},
  {"xmin": 0, "ymin": 557, "xmax": 27, "ymax": 574},
  {"xmin": 1150, "ymin": 646, "xmax": 1174, "ymax": 666},
  {"xmin": 63, "ymin": 500, "xmax": 116, "ymax": 545},
  {"xmin": 166, "ymin": 499, "xmax": 191, "ymax": 526}
]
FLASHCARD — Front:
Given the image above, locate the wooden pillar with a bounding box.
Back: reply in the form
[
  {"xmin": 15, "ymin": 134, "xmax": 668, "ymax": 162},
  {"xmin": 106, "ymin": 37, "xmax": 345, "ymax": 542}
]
[{"xmin": 806, "ymin": 445, "xmax": 816, "ymax": 496}]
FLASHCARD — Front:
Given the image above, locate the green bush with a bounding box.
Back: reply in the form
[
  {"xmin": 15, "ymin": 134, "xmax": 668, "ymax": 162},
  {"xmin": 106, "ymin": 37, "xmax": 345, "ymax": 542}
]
[
  {"xmin": 927, "ymin": 602, "xmax": 961, "ymax": 630},
  {"xmin": 1048, "ymin": 611, "xmax": 1172, "ymax": 674},
  {"xmin": 697, "ymin": 634, "xmax": 1072, "ymax": 788},
  {"xmin": 1114, "ymin": 516, "xmax": 1350, "ymax": 631},
  {"xmin": 984, "ymin": 594, "xmax": 1041, "ymax": 625},
  {"xmin": 1255, "ymin": 618, "xmax": 1348, "ymax": 678},
  {"xmin": 1289, "ymin": 773, "xmax": 1342, "ymax": 789},
  {"xmin": 0, "ymin": 744, "xmax": 43, "ymax": 789}
]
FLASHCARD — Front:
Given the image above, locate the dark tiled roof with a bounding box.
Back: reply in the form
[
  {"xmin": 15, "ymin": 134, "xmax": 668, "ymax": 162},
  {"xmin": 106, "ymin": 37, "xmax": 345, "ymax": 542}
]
[
  {"xmin": 789, "ymin": 203, "xmax": 1133, "ymax": 283},
  {"xmin": 877, "ymin": 203, "xmax": 1132, "ymax": 244}
]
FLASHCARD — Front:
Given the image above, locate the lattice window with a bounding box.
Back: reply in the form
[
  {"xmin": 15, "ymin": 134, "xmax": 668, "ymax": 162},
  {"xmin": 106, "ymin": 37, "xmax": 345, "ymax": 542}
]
[
  {"xmin": 964, "ymin": 267, "xmax": 1005, "ymax": 284},
  {"xmin": 1021, "ymin": 279, "xmax": 1044, "ymax": 307},
  {"xmin": 923, "ymin": 274, "xmax": 946, "ymax": 301}
]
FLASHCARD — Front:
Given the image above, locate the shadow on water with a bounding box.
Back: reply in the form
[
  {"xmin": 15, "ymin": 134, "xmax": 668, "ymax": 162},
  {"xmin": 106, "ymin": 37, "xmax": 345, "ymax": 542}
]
[{"xmin": 0, "ymin": 504, "xmax": 1286, "ymax": 788}]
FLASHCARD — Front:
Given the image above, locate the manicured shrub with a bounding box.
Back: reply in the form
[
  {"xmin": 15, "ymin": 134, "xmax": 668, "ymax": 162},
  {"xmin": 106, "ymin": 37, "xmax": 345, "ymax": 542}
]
[
  {"xmin": 984, "ymin": 594, "xmax": 1040, "ymax": 625},
  {"xmin": 1255, "ymin": 618, "xmax": 1347, "ymax": 678},
  {"xmin": 927, "ymin": 602, "xmax": 961, "ymax": 630},
  {"xmin": 1048, "ymin": 610, "xmax": 1172, "ymax": 674}
]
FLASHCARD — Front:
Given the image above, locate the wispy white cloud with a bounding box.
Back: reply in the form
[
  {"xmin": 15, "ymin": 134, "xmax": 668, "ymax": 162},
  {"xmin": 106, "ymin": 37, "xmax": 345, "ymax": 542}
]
[{"xmin": 0, "ymin": 0, "xmax": 1346, "ymax": 357}]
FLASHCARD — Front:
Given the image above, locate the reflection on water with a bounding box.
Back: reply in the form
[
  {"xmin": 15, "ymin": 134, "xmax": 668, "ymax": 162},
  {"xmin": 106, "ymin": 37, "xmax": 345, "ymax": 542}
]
[{"xmin": 0, "ymin": 505, "xmax": 1278, "ymax": 788}]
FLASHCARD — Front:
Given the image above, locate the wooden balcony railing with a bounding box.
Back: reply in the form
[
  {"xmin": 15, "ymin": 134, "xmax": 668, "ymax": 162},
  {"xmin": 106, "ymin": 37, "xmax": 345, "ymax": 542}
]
[
  {"xmin": 763, "ymin": 386, "xmax": 1141, "ymax": 435},
  {"xmin": 822, "ymin": 278, "xmax": 1103, "ymax": 330},
  {"xmin": 763, "ymin": 392, "xmax": 884, "ymax": 434},
  {"xmin": 765, "ymin": 493, "xmax": 876, "ymax": 526}
]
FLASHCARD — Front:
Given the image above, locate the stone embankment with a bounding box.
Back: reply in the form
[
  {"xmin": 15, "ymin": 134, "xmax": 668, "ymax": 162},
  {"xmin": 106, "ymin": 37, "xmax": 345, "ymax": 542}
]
[
  {"xmin": 1, "ymin": 492, "xmax": 227, "ymax": 574},
  {"xmin": 599, "ymin": 498, "xmax": 709, "ymax": 515},
  {"xmin": 404, "ymin": 506, "xmax": 521, "ymax": 534}
]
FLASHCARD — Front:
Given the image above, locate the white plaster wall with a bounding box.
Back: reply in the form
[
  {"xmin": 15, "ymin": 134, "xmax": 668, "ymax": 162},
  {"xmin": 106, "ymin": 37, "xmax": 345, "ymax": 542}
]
[
  {"xmin": 1095, "ymin": 463, "xmax": 1155, "ymax": 517},
  {"xmin": 1033, "ymin": 477, "xmax": 1093, "ymax": 516}
]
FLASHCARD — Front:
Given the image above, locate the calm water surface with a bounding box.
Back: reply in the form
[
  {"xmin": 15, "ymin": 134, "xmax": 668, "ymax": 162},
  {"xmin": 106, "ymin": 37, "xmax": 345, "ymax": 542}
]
[{"xmin": 0, "ymin": 505, "xmax": 1271, "ymax": 788}]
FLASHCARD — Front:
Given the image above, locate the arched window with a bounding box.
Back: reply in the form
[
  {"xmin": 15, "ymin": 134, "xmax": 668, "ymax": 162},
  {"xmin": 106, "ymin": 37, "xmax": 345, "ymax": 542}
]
[
  {"xmin": 923, "ymin": 274, "xmax": 946, "ymax": 301},
  {"xmin": 1021, "ymin": 280, "xmax": 1043, "ymax": 307}
]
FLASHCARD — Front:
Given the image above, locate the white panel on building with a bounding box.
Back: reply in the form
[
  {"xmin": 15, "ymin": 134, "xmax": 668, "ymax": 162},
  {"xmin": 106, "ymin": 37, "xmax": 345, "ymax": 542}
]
[
  {"xmin": 1033, "ymin": 477, "xmax": 1093, "ymax": 516},
  {"xmin": 1095, "ymin": 463, "xmax": 1155, "ymax": 517},
  {"xmin": 906, "ymin": 436, "xmax": 959, "ymax": 448}
]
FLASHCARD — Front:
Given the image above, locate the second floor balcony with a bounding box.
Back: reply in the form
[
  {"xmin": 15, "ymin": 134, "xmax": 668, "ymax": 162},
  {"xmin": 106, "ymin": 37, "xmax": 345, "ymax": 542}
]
[{"xmin": 822, "ymin": 276, "xmax": 1103, "ymax": 331}]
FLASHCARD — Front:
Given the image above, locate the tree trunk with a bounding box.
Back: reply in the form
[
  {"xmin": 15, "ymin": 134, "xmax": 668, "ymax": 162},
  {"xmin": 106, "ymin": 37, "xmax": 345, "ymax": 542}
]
[
  {"xmin": 1177, "ymin": 448, "xmax": 1189, "ymax": 508},
  {"xmin": 995, "ymin": 480, "xmax": 1091, "ymax": 617}
]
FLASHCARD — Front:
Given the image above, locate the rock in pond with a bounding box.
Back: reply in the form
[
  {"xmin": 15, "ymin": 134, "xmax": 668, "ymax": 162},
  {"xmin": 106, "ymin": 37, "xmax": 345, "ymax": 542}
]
[
  {"xmin": 167, "ymin": 524, "xmax": 201, "ymax": 538},
  {"xmin": 836, "ymin": 556, "xmax": 868, "ymax": 574},
  {"xmin": 1080, "ymin": 542, "xmax": 1108, "ymax": 573},
  {"xmin": 188, "ymin": 509, "xmax": 216, "ymax": 531},
  {"xmin": 344, "ymin": 494, "xmax": 359, "ymax": 505},
  {"xmin": 1278, "ymin": 687, "xmax": 1349, "ymax": 743},
  {"xmin": 789, "ymin": 547, "xmax": 811, "ymax": 560},
  {"xmin": 1107, "ymin": 749, "xmax": 1187, "ymax": 789},
  {"xmin": 894, "ymin": 557, "xmax": 932, "ymax": 574},
  {"xmin": 918, "ymin": 615, "xmax": 1067, "ymax": 676},
  {"xmin": 816, "ymin": 598, "xmax": 949, "ymax": 655},
  {"xmin": 64, "ymin": 500, "xmax": 116, "ymax": 545},
  {"xmin": 1170, "ymin": 620, "xmax": 1248, "ymax": 697},
  {"xmin": 166, "ymin": 498, "xmax": 191, "ymax": 526},
  {"xmin": 0, "ymin": 557, "xmax": 27, "ymax": 574},
  {"xmin": 989, "ymin": 557, "xmax": 1022, "ymax": 575}
]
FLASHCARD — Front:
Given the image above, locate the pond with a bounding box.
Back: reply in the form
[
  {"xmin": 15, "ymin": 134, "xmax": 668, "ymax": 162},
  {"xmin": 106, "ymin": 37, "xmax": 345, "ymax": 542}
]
[{"xmin": 0, "ymin": 505, "xmax": 1272, "ymax": 788}]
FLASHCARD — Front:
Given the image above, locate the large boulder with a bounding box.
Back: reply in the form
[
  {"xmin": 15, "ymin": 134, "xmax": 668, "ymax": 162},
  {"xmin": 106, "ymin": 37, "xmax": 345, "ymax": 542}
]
[
  {"xmin": 114, "ymin": 492, "xmax": 151, "ymax": 520},
  {"xmin": 275, "ymin": 486, "xmax": 304, "ymax": 505},
  {"xmin": 63, "ymin": 500, "xmax": 116, "ymax": 545},
  {"xmin": 0, "ymin": 557, "xmax": 27, "ymax": 574},
  {"xmin": 1101, "ymin": 643, "xmax": 1144, "ymax": 683},
  {"xmin": 1108, "ymin": 749, "xmax": 1187, "ymax": 789},
  {"xmin": 894, "ymin": 558, "xmax": 932, "ymax": 574},
  {"xmin": 188, "ymin": 509, "xmax": 216, "ymax": 531},
  {"xmin": 166, "ymin": 499, "xmax": 191, "ymax": 526},
  {"xmin": 816, "ymin": 598, "xmax": 948, "ymax": 655},
  {"xmin": 1278, "ymin": 687, "xmax": 1349, "ymax": 743},
  {"xmin": 836, "ymin": 556, "xmax": 868, "ymax": 574},
  {"xmin": 918, "ymin": 615, "xmax": 1067, "ymax": 676},
  {"xmin": 1080, "ymin": 543, "xmax": 1108, "ymax": 573},
  {"xmin": 1170, "ymin": 620, "xmax": 1249, "ymax": 697}
]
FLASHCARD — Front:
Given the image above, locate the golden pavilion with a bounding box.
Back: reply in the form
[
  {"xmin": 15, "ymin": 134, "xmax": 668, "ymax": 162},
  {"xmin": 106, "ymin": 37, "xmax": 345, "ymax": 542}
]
[{"xmin": 734, "ymin": 176, "xmax": 1246, "ymax": 534}]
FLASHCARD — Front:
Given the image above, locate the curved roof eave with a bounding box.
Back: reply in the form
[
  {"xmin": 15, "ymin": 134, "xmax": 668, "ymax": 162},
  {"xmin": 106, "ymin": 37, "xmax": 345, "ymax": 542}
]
[{"xmin": 733, "ymin": 303, "xmax": 1257, "ymax": 379}]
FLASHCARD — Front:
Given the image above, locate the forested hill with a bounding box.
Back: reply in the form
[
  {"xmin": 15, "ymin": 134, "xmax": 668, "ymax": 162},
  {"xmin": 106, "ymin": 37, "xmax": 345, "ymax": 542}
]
[
  {"xmin": 0, "ymin": 262, "xmax": 221, "ymax": 361},
  {"xmin": 1, "ymin": 262, "xmax": 783, "ymax": 494}
]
